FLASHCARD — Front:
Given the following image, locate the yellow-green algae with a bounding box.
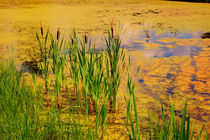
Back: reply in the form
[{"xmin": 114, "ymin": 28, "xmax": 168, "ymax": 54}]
[{"xmin": 0, "ymin": 0, "xmax": 210, "ymax": 139}]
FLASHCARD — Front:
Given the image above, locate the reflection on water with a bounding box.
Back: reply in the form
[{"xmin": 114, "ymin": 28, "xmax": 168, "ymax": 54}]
[
  {"xmin": 122, "ymin": 29, "xmax": 204, "ymax": 58},
  {"xmin": 125, "ymin": 29, "xmax": 210, "ymax": 123},
  {"xmin": 92, "ymin": 28, "xmax": 210, "ymax": 127},
  {"xmin": 0, "ymin": 1, "xmax": 209, "ymax": 134},
  {"xmin": 110, "ymin": 27, "xmax": 210, "ymax": 128}
]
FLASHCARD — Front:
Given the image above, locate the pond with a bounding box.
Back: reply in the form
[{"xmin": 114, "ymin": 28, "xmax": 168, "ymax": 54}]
[{"xmin": 0, "ymin": 0, "xmax": 209, "ymax": 137}]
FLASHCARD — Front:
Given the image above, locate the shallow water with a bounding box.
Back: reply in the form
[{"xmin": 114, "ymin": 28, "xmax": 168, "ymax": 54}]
[
  {"xmin": 117, "ymin": 27, "xmax": 210, "ymax": 124},
  {"xmin": 0, "ymin": 0, "xmax": 209, "ymax": 137}
]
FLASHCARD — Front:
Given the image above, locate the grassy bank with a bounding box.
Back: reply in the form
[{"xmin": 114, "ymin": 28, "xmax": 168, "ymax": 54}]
[{"xmin": 0, "ymin": 58, "xmax": 98, "ymax": 139}]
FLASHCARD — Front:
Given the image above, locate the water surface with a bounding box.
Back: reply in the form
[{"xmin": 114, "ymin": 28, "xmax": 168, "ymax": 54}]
[{"xmin": 0, "ymin": 0, "xmax": 209, "ymax": 137}]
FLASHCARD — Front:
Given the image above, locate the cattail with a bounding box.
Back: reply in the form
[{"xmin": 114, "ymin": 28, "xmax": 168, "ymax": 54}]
[
  {"xmin": 111, "ymin": 20, "xmax": 114, "ymax": 38},
  {"xmin": 40, "ymin": 21, "xmax": 43, "ymax": 36},
  {"xmin": 84, "ymin": 32, "xmax": 87, "ymax": 44},
  {"xmin": 57, "ymin": 28, "xmax": 60, "ymax": 40},
  {"xmin": 71, "ymin": 35, "xmax": 74, "ymax": 45}
]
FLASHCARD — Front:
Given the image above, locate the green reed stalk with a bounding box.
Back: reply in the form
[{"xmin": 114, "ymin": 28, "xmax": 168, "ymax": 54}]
[
  {"xmin": 105, "ymin": 26, "xmax": 125, "ymax": 113},
  {"xmin": 50, "ymin": 35, "xmax": 66, "ymax": 108},
  {"xmin": 36, "ymin": 30, "xmax": 51, "ymax": 93},
  {"xmin": 100, "ymin": 86, "xmax": 110, "ymax": 139},
  {"xmin": 147, "ymin": 100, "xmax": 207, "ymax": 140},
  {"xmin": 69, "ymin": 31, "xmax": 81, "ymax": 109},
  {"xmin": 68, "ymin": 31, "xmax": 111, "ymax": 138},
  {"xmin": 86, "ymin": 50, "xmax": 109, "ymax": 138},
  {"xmin": 205, "ymin": 130, "xmax": 208, "ymax": 140},
  {"xmin": 125, "ymin": 74, "xmax": 140, "ymax": 140},
  {"xmin": 0, "ymin": 59, "xmax": 42, "ymax": 139},
  {"xmin": 0, "ymin": 59, "xmax": 92, "ymax": 139},
  {"xmin": 31, "ymin": 70, "xmax": 38, "ymax": 95}
]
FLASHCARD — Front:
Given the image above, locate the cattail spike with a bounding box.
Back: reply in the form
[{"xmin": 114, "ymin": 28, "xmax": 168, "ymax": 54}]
[
  {"xmin": 71, "ymin": 35, "xmax": 74, "ymax": 45},
  {"xmin": 40, "ymin": 21, "xmax": 43, "ymax": 36},
  {"xmin": 57, "ymin": 28, "xmax": 60, "ymax": 40},
  {"xmin": 111, "ymin": 20, "xmax": 114, "ymax": 38},
  {"xmin": 84, "ymin": 32, "xmax": 87, "ymax": 44},
  {"xmin": 111, "ymin": 20, "xmax": 113, "ymax": 29}
]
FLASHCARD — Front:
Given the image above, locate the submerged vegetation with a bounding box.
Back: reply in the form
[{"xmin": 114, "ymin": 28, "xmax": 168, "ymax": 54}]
[{"xmin": 0, "ymin": 25, "xmax": 208, "ymax": 139}]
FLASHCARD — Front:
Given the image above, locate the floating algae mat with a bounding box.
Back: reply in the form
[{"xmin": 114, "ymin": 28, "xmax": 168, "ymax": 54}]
[{"xmin": 0, "ymin": 0, "xmax": 209, "ymax": 138}]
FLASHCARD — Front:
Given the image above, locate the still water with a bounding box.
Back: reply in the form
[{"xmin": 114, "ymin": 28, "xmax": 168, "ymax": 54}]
[{"xmin": 0, "ymin": 0, "xmax": 209, "ymax": 135}]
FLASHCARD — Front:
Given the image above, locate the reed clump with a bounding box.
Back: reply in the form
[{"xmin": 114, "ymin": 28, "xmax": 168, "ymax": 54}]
[
  {"xmin": 33, "ymin": 24, "xmax": 210, "ymax": 139},
  {"xmin": 34, "ymin": 22, "xmax": 127, "ymax": 138}
]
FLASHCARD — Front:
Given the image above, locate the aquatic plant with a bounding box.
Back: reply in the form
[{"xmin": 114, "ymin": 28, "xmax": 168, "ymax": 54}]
[
  {"xmin": 0, "ymin": 58, "xmax": 97, "ymax": 139},
  {"xmin": 125, "ymin": 73, "xmax": 141, "ymax": 140},
  {"xmin": 125, "ymin": 79, "xmax": 208, "ymax": 140},
  {"xmin": 1, "ymin": 25, "xmax": 208, "ymax": 139},
  {"xmin": 105, "ymin": 24, "xmax": 125, "ymax": 113},
  {"xmin": 68, "ymin": 30, "xmax": 111, "ymax": 138},
  {"xmin": 146, "ymin": 100, "xmax": 207, "ymax": 140},
  {"xmin": 36, "ymin": 29, "xmax": 51, "ymax": 106},
  {"xmin": 0, "ymin": 59, "xmax": 41, "ymax": 139},
  {"xmin": 50, "ymin": 31, "xmax": 66, "ymax": 108}
]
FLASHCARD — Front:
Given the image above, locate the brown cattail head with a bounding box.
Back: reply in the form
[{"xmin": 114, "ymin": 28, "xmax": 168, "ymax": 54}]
[
  {"xmin": 111, "ymin": 20, "xmax": 114, "ymax": 38},
  {"xmin": 84, "ymin": 32, "xmax": 87, "ymax": 44},
  {"xmin": 71, "ymin": 35, "xmax": 74, "ymax": 45},
  {"xmin": 40, "ymin": 21, "xmax": 43, "ymax": 36},
  {"xmin": 57, "ymin": 28, "xmax": 60, "ymax": 40}
]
